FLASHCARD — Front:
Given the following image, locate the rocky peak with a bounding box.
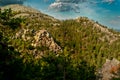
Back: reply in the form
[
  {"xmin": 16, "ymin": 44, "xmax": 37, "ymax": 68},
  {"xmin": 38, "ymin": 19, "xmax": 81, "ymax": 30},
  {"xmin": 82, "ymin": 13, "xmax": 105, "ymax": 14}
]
[
  {"xmin": 0, "ymin": 4, "xmax": 58, "ymax": 22},
  {"xmin": 1, "ymin": 4, "xmax": 40, "ymax": 13},
  {"xmin": 76, "ymin": 17, "xmax": 119, "ymax": 44}
]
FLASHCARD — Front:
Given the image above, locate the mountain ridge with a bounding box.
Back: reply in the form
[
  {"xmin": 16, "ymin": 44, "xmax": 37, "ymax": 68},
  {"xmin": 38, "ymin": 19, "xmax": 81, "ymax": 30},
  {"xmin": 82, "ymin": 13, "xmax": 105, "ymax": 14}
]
[
  {"xmin": 0, "ymin": 4, "xmax": 120, "ymax": 80},
  {"xmin": 1, "ymin": 4, "xmax": 120, "ymax": 60}
]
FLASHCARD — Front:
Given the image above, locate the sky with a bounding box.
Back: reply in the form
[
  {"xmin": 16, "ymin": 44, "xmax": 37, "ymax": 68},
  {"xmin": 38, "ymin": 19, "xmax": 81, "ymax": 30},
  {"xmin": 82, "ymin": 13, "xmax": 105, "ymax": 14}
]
[{"xmin": 0, "ymin": 0, "xmax": 120, "ymax": 30}]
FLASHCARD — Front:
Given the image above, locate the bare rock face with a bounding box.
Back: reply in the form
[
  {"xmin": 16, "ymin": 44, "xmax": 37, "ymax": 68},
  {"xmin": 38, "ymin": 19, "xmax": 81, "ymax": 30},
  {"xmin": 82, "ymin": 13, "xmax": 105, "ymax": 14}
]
[
  {"xmin": 97, "ymin": 58, "xmax": 120, "ymax": 80},
  {"xmin": 32, "ymin": 29, "xmax": 62, "ymax": 53},
  {"xmin": 16, "ymin": 29, "xmax": 62, "ymax": 54}
]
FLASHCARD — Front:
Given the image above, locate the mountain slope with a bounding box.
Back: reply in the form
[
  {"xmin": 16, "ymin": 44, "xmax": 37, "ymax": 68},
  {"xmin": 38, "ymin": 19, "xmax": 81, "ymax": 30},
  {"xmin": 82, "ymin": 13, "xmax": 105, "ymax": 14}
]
[
  {"xmin": 0, "ymin": 4, "xmax": 120, "ymax": 66},
  {"xmin": 0, "ymin": 4, "xmax": 120, "ymax": 80}
]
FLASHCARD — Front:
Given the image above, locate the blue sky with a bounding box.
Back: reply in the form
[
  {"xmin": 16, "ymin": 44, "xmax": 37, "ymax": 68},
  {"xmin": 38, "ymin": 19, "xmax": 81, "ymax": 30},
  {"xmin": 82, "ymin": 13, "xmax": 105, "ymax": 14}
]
[{"xmin": 0, "ymin": 0, "xmax": 120, "ymax": 30}]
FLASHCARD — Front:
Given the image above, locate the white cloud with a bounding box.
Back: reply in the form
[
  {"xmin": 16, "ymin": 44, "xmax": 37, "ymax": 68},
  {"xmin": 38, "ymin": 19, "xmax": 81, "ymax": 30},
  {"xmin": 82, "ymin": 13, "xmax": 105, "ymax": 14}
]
[
  {"xmin": 49, "ymin": 0, "xmax": 117, "ymax": 12},
  {"xmin": 102, "ymin": 0, "xmax": 115, "ymax": 4},
  {"xmin": 49, "ymin": 0, "xmax": 86, "ymax": 12},
  {"xmin": 118, "ymin": 16, "xmax": 120, "ymax": 18}
]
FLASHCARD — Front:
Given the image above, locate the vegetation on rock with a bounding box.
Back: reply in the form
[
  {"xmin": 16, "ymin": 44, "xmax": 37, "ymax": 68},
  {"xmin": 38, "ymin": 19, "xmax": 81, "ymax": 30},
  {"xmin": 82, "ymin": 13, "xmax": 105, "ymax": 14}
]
[{"xmin": 0, "ymin": 5, "xmax": 120, "ymax": 80}]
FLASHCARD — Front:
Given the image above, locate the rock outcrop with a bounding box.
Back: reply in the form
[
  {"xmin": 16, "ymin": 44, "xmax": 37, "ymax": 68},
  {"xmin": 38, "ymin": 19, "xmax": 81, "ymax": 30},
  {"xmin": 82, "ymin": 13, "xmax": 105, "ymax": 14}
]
[
  {"xmin": 97, "ymin": 58, "xmax": 120, "ymax": 80},
  {"xmin": 16, "ymin": 29, "xmax": 62, "ymax": 54},
  {"xmin": 32, "ymin": 29, "xmax": 62, "ymax": 53}
]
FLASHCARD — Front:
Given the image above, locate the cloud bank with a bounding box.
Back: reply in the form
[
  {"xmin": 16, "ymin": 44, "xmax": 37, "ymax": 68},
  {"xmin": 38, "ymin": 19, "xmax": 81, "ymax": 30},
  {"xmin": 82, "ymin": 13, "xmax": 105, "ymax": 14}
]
[
  {"xmin": 49, "ymin": 0, "xmax": 116, "ymax": 12},
  {"xmin": 49, "ymin": 0, "xmax": 86, "ymax": 12},
  {"xmin": 102, "ymin": 0, "xmax": 115, "ymax": 4}
]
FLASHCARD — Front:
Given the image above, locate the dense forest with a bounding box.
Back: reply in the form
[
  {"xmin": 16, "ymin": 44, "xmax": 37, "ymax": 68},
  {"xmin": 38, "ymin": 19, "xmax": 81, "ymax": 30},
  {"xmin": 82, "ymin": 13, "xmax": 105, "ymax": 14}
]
[{"xmin": 0, "ymin": 6, "xmax": 120, "ymax": 80}]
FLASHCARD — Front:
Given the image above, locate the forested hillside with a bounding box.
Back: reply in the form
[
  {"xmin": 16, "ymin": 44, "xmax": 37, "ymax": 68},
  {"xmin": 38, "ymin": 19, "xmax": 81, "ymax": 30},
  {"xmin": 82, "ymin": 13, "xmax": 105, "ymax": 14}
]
[{"xmin": 0, "ymin": 4, "xmax": 120, "ymax": 80}]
